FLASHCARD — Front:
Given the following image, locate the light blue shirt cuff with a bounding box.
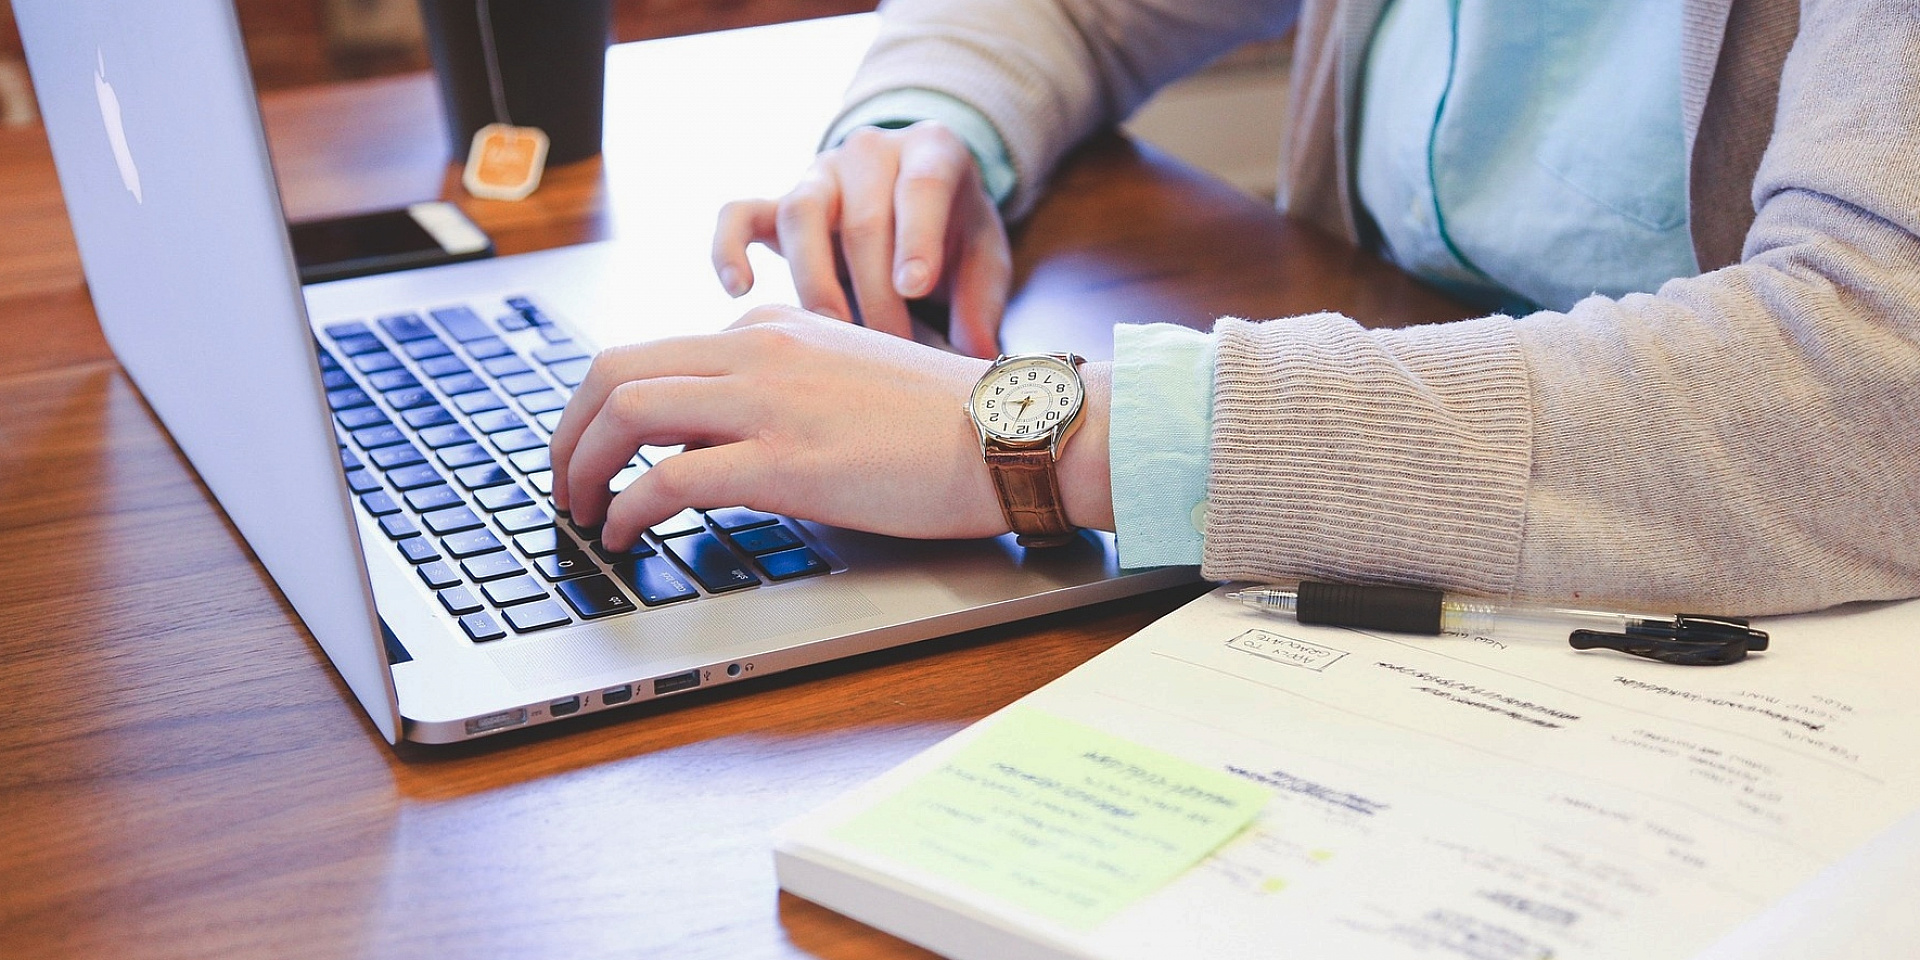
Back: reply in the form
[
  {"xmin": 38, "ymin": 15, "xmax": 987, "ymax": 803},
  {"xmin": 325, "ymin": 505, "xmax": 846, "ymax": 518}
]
[
  {"xmin": 822, "ymin": 89, "xmax": 1018, "ymax": 209},
  {"xmin": 1110, "ymin": 323, "xmax": 1215, "ymax": 568}
]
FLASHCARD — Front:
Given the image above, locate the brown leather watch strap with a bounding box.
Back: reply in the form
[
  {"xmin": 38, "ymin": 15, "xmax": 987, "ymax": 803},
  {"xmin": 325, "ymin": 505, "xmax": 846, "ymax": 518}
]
[{"xmin": 985, "ymin": 444, "xmax": 1077, "ymax": 547}]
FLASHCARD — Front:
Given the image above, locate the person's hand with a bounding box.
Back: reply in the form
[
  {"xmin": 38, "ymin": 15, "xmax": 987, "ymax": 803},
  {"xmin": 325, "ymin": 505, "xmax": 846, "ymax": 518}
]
[
  {"xmin": 711, "ymin": 121, "xmax": 1012, "ymax": 359},
  {"xmin": 550, "ymin": 306, "xmax": 1008, "ymax": 551}
]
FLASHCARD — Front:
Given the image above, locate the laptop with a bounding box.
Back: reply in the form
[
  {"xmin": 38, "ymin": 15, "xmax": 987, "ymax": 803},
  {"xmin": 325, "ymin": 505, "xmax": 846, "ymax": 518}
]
[{"xmin": 17, "ymin": 0, "xmax": 1196, "ymax": 744}]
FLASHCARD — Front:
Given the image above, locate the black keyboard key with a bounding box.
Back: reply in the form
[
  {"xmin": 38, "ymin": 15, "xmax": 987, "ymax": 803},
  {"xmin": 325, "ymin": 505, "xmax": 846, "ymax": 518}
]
[
  {"xmin": 326, "ymin": 386, "xmax": 372, "ymax": 411},
  {"xmin": 475, "ymin": 484, "xmax": 534, "ymax": 512},
  {"xmin": 533, "ymin": 341, "xmax": 590, "ymax": 365},
  {"xmin": 316, "ymin": 347, "xmax": 342, "ymax": 370},
  {"xmin": 464, "ymin": 337, "xmax": 511, "ymax": 360},
  {"xmin": 440, "ymin": 444, "xmax": 495, "ymax": 471},
  {"xmin": 613, "ymin": 556, "xmax": 699, "ymax": 606},
  {"xmin": 481, "ymin": 354, "xmax": 533, "ymax": 378},
  {"xmin": 438, "ymin": 586, "xmax": 483, "ymax": 615},
  {"xmin": 443, "ymin": 528, "xmax": 505, "ymax": 558},
  {"xmin": 663, "ymin": 532, "xmax": 760, "ymax": 593},
  {"xmin": 418, "ymin": 423, "xmax": 474, "ymax": 449},
  {"xmin": 343, "ymin": 467, "xmax": 382, "ymax": 494},
  {"xmin": 366, "ymin": 369, "xmax": 419, "ymax": 393},
  {"xmin": 402, "ymin": 405, "xmax": 456, "ymax": 430},
  {"xmin": 650, "ymin": 508, "xmax": 706, "ymax": 539},
  {"xmin": 756, "ymin": 546, "xmax": 828, "ymax": 581},
  {"xmin": 430, "ymin": 306, "xmax": 492, "ymax": 342},
  {"xmin": 535, "ymin": 411, "xmax": 564, "ymax": 432},
  {"xmin": 496, "ymin": 309, "xmax": 530, "ymax": 332},
  {"xmin": 352, "ymin": 351, "xmax": 403, "ymax": 375},
  {"xmin": 730, "ymin": 523, "xmax": 803, "ymax": 556},
  {"xmin": 351, "ymin": 424, "xmax": 406, "ymax": 450},
  {"xmin": 513, "ymin": 528, "xmax": 561, "ymax": 557},
  {"xmin": 404, "ymin": 337, "xmax": 453, "ymax": 361},
  {"xmin": 489, "ymin": 428, "xmax": 544, "ymax": 455},
  {"xmin": 421, "ymin": 505, "xmax": 483, "ymax": 536},
  {"xmin": 436, "ymin": 372, "xmax": 488, "ymax": 396},
  {"xmin": 322, "ymin": 368, "xmax": 355, "ymax": 391},
  {"xmin": 482, "ymin": 575, "xmax": 546, "ymax": 606},
  {"xmin": 493, "ymin": 505, "xmax": 551, "ymax": 534},
  {"xmin": 404, "ymin": 484, "xmax": 463, "ymax": 513},
  {"xmin": 454, "ymin": 462, "xmax": 514, "ymax": 490},
  {"xmin": 454, "ymin": 390, "xmax": 506, "ymax": 415},
  {"xmin": 592, "ymin": 538, "xmax": 657, "ymax": 562},
  {"xmin": 418, "ymin": 354, "xmax": 469, "ymax": 378},
  {"xmin": 383, "ymin": 387, "xmax": 437, "ymax": 411},
  {"xmin": 379, "ymin": 313, "xmax": 435, "ymax": 342},
  {"xmin": 526, "ymin": 470, "xmax": 554, "ymax": 495},
  {"xmin": 509, "ymin": 448, "xmax": 552, "ymax": 473},
  {"xmin": 359, "ymin": 490, "xmax": 401, "ymax": 516},
  {"xmin": 333, "ymin": 333, "xmax": 384, "ymax": 356},
  {"xmin": 503, "ymin": 599, "xmax": 570, "ymax": 633},
  {"xmin": 705, "ymin": 506, "xmax": 781, "ymax": 532},
  {"xmin": 506, "ymin": 297, "xmax": 552, "ymax": 325},
  {"xmin": 533, "ymin": 548, "xmax": 597, "ymax": 581},
  {"xmin": 497, "ymin": 372, "xmax": 549, "ymax": 396},
  {"xmin": 335, "ymin": 406, "xmax": 389, "ymax": 431},
  {"xmin": 546, "ymin": 357, "xmax": 591, "ymax": 388},
  {"xmin": 517, "ymin": 390, "xmax": 567, "ymax": 415},
  {"xmin": 323, "ymin": 321, "xmax": 372, "ymax": 340},
  {"xmin": 470, "ymin": 409, "xmax": 525, "ymax": 434},
  {"xmin": 462, "ymin": 551, "xmax": 526, "ymax": 582},
  {"xmin": 460, "ymin": 611, "xmax": 507, "ymax": 642},
  {"xmin": 369, "ymin": 443, "xmax": 426, "ymax": 471},
  {"xmin": 416, "ymin": 560, "xmax": 462, "ymax": 589},
  {"xmin": 557, "ymin": 575, "xmax": 636, "ymax": 619},
  {"xmin": 386, "ymin": 463, "xmax": 446, "ymax": 491},
  {"xmin": 537, "ymin": 325, "xmax": 572, "ymax": 344},
  {"xmin": 378, "ymin": 514, "xmax": 420, "ymax": 540},
  {"xmin": 397, "ymin": 536, "xmax": 441, "ymax": 564}
]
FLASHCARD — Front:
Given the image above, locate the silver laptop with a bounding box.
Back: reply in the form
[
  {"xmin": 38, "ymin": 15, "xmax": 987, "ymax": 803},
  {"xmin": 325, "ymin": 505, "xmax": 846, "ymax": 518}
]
[{"xmin": 18, "ymin": 0, "xmax": 1194, "ymax": 744}]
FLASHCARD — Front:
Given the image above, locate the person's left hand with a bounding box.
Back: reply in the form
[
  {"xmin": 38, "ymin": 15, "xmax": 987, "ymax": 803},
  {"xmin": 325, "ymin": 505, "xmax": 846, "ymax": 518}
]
[{"xmin": 549, "ymin": 306, "xmax": 1005, "ymax": 550}]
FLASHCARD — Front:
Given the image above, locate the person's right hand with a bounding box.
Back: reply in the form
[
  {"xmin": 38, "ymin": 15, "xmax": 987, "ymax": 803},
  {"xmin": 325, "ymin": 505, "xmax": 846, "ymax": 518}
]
[{"xmin": 711, "ymin": 121, "xmax": 1012, "ymax": 359}]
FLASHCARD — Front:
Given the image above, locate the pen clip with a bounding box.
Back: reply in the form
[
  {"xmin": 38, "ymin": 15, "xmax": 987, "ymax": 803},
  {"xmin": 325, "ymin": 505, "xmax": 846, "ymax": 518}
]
[{"xmin": 1568, "ymin": 615, "xmax": 1769, "ymax": 666}]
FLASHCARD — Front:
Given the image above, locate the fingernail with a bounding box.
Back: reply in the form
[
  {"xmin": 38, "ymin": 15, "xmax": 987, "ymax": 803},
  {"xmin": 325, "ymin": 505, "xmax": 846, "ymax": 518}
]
[
  {"xmin": 719, "ymin": 266, "xmax": 746, "ymax": 297},
  {"xmin": 895, "ymin": 258, "xmax": 930, "ymax": 297}
]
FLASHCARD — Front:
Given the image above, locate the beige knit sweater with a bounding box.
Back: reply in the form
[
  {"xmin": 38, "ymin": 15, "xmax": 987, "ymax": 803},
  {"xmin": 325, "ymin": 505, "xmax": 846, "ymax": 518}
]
[{"xmin": 839, "ymin": 0, "xmax": 1920, "ymax": 614}]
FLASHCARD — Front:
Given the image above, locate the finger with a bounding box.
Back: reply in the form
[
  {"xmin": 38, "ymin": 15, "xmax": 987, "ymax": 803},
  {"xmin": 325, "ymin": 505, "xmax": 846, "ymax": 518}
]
[
  {"xmin": 891, "ymin": 129, "xmax": 968, "ymax": 299},
  {"xmin": 601, "ymin": 442, "xmax": 766, "ymax": 550},
  {"xmin": 775, "ymin": 169, "xmax": 857, "ymax": 322},
  {"xmin": 947, "ymin": 201, "xmax": 1013, "ymax": 359},
  {"xmin": 549, "ymin": 340, "xmax": 736, "ymax": 512},
  {"xmin": 712, "ymin": 199, "xmax": 778, "ymax": 297},
  {"xmin": 832, "ymin": 134, "xmax": 913, "ymax": 339},
  {"xmin": 563, "ymin": 375, "xmax": 756, "ymax": 529}
]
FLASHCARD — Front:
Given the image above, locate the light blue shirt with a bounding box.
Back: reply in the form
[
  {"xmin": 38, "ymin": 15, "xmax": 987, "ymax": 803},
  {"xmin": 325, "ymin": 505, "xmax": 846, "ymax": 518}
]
[{"xmin": 838, "ymin": 1, "xmax": 1697, "ymax": 566}]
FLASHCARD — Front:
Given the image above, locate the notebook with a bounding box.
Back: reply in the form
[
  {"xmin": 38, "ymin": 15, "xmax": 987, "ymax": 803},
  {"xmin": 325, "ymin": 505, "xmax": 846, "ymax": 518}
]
[{"xmin": 17, "ymin": 0, "xmax": 1195, "ymax": 744}]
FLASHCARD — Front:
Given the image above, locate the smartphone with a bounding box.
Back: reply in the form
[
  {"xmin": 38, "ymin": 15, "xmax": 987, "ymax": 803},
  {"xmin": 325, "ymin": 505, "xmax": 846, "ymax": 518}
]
[{"xmin": 288, "ymin": 201, "xmax": 494, "ymax": 284}]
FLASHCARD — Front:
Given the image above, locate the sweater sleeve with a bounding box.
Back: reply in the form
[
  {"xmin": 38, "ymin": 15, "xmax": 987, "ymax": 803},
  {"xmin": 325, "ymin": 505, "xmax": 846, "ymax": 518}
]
[
  {"xmin": 834, "ymin": 0, "xmax": 1301, "ymax": 220},
  {"xmin": 1202, "ymin": 0, "xmax": 1920, "ymax": 615}
]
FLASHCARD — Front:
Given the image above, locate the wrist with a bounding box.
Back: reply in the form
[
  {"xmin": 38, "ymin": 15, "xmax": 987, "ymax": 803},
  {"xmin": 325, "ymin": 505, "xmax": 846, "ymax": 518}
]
[{"xmin": 1058, "ymin": 361, "xmax": 1114, "ymax": 532}]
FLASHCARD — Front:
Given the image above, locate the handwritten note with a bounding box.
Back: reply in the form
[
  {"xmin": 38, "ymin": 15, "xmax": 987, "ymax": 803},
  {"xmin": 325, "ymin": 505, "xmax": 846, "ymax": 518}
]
[{"xmin": 832, "ymin": 707, "xmax": 1269, "ymax": 929}]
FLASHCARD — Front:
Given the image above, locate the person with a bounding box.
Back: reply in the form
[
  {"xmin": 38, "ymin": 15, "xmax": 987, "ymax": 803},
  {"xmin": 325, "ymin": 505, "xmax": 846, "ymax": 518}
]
[{"xmin": 550, "ymin": 0, "xmax": 1920, "ymax": 616}]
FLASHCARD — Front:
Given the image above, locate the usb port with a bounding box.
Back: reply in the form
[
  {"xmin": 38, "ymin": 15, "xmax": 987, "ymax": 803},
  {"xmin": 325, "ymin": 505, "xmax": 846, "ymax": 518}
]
[
  {"xmin": 549, "ymin": 696, "xmax": 581, "ymax": 717},
  {"xmin": 466, "ymin": 708, "xmax": 527, "ymax": 735},
  {"xmin": 601, "ymin": 685, "xmax": 633, "ymax": 705},
  {"xmin": 652, "ymin": 670, "xmax": 701, "ymax": 695}
]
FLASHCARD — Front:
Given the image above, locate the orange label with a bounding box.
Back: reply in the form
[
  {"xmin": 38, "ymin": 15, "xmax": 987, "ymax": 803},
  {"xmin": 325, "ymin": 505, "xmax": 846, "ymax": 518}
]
[{"xmin": 463, "ymin": 123, "xmax": 549, "ymax": 201}]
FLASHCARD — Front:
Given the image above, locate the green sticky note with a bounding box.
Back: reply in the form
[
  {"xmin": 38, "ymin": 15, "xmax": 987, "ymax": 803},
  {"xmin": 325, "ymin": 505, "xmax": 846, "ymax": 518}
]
[{"xmin": 832, "ymin": 707, "xmax": 1269, "ymax": 930}]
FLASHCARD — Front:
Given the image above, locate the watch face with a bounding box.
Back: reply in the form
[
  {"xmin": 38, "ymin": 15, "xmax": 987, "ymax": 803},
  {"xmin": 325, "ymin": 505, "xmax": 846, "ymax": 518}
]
[{"xmin": 970, "ymin": 355, "xmax": 1084, "ymax": 442}]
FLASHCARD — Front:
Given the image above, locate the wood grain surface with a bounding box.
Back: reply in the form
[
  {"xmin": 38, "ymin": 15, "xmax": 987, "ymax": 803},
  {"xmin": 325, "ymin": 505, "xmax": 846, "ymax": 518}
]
[{"xmin": 0, "ymin": 19, "xmax": 1469, "ymax": 960}]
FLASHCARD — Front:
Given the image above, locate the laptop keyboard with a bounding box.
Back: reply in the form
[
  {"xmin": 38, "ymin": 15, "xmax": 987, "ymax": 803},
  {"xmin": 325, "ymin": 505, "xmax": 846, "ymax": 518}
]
[{"xmin": 317, "ymin": 296, "xmax": 833, "ymax": 643}]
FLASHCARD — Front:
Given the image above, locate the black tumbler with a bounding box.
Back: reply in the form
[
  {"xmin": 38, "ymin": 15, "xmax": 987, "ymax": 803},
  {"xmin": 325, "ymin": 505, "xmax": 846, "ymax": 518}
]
[{"xmin": 418, "ymin": 0, "xmax": 613, "ymax": 166}]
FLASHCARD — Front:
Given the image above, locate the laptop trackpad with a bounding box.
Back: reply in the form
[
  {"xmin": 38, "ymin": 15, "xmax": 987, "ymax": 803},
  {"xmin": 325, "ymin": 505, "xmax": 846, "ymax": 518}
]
[{"xmin": 482, "ymin": 576, "xmax": 884, "ymax": 691}]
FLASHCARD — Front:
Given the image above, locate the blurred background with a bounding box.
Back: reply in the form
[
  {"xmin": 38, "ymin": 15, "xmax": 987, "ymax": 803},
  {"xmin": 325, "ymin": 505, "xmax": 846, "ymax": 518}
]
[{"xmin": 0, "ymin": 0, "xmax": 1289, "ymax": 199}]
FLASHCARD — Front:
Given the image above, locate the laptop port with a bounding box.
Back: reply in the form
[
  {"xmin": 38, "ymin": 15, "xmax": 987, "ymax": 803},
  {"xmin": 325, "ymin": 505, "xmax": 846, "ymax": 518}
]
[
  {"xmin": 549, "ymin": 696, "xmax": 581, "ymax": 717},
  {"xmin": 652, "ymin": 670, "xmax": 701, "ymax": 695},
  {"xmin": 601, "ymin": 684, "xmax": 634, "ymax": 705},
  {"xmin": 465, "ymin": 708, "xmax": 528, "ymax": 735}
]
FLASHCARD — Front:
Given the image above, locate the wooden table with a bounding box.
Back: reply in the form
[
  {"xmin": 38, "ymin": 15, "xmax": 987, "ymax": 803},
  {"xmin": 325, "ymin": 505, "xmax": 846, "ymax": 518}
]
[{"xmin": 0, "ymin": 16, "xmax": 1468, "ymax": 960}]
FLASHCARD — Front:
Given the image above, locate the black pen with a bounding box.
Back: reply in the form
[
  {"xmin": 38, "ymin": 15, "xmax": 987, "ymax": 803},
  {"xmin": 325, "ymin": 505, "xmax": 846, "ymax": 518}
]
[{"xmin": 1223, "ymin": 581, "xmax": 1768, "ymax": 665}]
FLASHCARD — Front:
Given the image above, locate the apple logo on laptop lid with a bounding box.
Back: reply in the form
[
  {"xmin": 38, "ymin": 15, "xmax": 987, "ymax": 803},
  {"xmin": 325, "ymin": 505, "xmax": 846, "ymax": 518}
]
[{"xmin": 93, "ymin": 49, "xmax": 142, "ymax": 204}]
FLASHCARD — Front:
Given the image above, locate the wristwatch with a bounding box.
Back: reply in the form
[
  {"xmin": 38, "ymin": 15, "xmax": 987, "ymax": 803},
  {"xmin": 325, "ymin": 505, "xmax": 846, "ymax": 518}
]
[{"xmin": 966, "ymin": 353, "xmax": 1087, "ymax": 547}]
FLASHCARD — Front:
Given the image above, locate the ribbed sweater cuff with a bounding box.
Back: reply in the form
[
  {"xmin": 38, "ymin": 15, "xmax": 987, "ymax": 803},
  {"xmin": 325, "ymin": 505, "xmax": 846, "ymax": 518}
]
[{"xmin": 1202, "ymin": 314, "xmax": 1533, "ymax": 597}]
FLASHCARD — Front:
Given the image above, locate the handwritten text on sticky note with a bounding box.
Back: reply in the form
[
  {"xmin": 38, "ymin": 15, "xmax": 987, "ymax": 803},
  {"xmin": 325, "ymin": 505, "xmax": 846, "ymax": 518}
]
[{"xmin": 832, "ymin": 707, "xmax": 1269, "ymax": 929}]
